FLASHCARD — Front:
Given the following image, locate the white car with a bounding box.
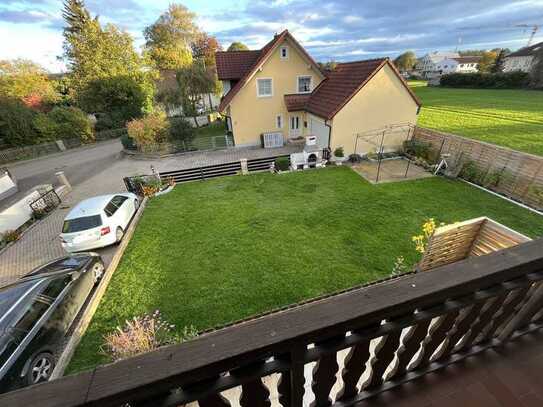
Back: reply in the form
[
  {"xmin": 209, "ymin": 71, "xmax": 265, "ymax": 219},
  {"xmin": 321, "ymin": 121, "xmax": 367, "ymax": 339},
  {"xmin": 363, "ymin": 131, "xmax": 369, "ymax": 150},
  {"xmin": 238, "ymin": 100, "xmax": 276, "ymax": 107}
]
[{"xmin": 60, "ymin": 193, "xmax": 139, "ymax": 253}]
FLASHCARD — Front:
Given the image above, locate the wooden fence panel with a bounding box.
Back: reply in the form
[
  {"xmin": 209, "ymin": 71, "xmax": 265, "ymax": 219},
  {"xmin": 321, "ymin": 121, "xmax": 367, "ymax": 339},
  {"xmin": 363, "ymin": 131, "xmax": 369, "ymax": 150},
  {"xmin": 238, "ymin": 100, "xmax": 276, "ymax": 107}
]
[{"xmin": 414, "ymin": 127, "xmax": 543, "ymax": 210}]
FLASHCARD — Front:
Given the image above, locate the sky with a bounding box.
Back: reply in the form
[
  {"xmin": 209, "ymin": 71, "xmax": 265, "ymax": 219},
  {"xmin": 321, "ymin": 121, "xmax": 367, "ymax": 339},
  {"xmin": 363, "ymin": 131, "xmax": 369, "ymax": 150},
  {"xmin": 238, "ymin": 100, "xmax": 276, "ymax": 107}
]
[{"xmin": 0, "ymin": 0, "xmax": 542, "ymax": 72}]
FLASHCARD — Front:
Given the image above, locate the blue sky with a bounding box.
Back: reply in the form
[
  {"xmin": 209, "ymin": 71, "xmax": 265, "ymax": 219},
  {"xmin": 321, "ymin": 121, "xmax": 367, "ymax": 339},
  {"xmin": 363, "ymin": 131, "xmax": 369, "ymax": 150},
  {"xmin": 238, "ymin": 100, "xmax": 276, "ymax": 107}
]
[{"xmin": 1, "ymin": 0, "xmax": 542, "ymax": 72}]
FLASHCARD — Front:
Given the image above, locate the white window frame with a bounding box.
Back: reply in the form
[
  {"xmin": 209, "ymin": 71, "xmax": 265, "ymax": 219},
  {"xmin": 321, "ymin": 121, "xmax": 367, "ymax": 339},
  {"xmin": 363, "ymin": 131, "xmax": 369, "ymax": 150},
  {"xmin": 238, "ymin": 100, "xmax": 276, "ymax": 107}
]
[
  {"xmin": 276, "ymin": 114, "xmax": 283, "ymax": 129},
  {"xmin": 256, "ymin": 78, "xmax": 273, "ymax": 98},
  {"xmin": 280, "ymin": 45, "xmax": 289, "ymax": 60},
  {"xmin": 297, "ymin": 75, "xmax": 312, "ymax": 94}
]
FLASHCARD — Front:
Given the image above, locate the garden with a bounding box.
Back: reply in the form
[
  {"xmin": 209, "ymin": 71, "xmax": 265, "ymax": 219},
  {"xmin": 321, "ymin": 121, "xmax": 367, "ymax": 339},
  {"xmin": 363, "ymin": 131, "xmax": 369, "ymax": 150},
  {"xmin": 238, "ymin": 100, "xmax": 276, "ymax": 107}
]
[
  {"xmin": 68, "ymin": 166, "xmax": 543, "ymax": 373},
  {"xmin": 411, "ymin": 81, "xmax": 543, "ymax": 156}
]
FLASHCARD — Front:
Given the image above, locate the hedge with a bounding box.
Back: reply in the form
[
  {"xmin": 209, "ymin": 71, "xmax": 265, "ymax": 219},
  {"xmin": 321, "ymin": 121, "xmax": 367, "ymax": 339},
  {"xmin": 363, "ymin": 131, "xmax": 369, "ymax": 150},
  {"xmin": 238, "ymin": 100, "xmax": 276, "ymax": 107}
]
[{"xmin": 439, "ymin": 72, "xmax": 530, "ymax": 89}]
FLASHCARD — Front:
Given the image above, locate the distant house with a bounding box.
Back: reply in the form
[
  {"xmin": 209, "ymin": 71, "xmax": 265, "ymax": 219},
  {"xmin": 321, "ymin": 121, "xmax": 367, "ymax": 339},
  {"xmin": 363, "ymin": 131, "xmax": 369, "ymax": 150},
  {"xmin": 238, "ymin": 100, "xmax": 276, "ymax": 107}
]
[
  {"xmin": 503, "ymin": 42, "xmax": 543, "ymax": 73},
  {"xmin": 215, "ymin": 30, "xmax": 421, "ymax": 155},
  {"xmin": 435, "ymin": 56, "xmax": 481, "ymax": 75},
  {"xmin": 416, "ymin": 51, "xmax": 460, "ymax": 78}
]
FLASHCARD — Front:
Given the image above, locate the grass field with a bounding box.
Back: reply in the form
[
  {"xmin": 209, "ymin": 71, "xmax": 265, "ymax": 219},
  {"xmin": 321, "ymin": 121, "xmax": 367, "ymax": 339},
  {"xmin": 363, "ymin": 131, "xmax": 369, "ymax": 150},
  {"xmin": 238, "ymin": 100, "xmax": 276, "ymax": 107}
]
[
  {"xmin": 410, "ymin": 82, "xmax": 543, "ymax": 156},
  {"xmin": 68, "ymin": 167, "xmax": 543, "ymax": 373}
]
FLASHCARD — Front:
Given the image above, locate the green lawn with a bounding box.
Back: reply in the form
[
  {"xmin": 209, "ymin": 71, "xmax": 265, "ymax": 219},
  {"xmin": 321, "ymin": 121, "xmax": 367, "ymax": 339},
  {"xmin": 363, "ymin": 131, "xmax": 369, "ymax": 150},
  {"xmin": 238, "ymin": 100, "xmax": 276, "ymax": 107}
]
[
  {"xmin": 191, "ymin": 121, "xmax": 229, "ymax": 150},
  {"xmin": 68, "ymin": 167, "xmax": 543, "ymax": 373},
  {"xmin": 410, "ymin": 82, "xmax": 543, "ymax": 156}
]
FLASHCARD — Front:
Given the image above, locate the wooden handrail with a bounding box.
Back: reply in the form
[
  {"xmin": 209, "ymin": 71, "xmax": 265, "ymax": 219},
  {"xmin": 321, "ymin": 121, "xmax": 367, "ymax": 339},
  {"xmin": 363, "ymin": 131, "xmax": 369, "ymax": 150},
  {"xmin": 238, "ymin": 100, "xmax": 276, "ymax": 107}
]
[{"xmin": 3, "ymin": 239, "xmax": 543, "ymax": 406}]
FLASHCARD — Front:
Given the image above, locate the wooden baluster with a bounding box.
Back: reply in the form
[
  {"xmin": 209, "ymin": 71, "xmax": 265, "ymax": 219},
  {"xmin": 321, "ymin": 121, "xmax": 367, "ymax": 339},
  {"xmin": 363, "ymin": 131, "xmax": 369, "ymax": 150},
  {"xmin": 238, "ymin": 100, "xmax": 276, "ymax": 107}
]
[
  {"xmin": 499, "ymin": 283, "xmax": 543, "ymax": 342},
  {"xmin": 277, "ymin": 345, "xmax": 306, "ymax": 407},
  {"xmin": 336, "ymin": 323, "xmax": 380, "ymax": 402},
  {"xmin": 457, "ymin": 293, "xmax": 508, "ymax": 350},
  {"xmin": 410, "ymin": 309, "xmax": 459, "ymax": 370},
  {"xmin": 239, "ymin": 378, "xmax": 271, "ymax": 407},
  {"xmin": 362, "ymin": 319, "xmax": 403, "ymax": 390},
  {"xmin": 433, "ymin": 301, "xmax": 485, "ymax": 361},
  {"xmin": 198, "ymin": 393, "xmax": 232, "ymax": 407},
  {"xmin": 386, "ymin": 319, "xmax": 432, "ymax": 380},
  {"xmin": 310, "ymin": 336, "xmax": 344, "ymax": 407},
  {"xmin": 479, "ymin": 287, "xmax": 531, "ymax": 342}
]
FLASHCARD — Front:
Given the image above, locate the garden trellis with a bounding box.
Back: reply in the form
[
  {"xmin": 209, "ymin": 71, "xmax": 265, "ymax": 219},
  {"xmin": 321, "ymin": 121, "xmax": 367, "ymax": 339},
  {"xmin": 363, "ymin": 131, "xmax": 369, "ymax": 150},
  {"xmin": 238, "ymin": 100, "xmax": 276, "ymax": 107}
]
[{"xmin": 353, "ymin": 123, "xmax": 417, "ymax": 183}]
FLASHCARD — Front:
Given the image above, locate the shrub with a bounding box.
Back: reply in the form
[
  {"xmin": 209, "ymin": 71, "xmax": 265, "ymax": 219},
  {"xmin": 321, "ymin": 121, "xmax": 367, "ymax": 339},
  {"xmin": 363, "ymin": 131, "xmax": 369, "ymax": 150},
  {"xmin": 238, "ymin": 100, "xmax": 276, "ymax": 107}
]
[
  {"xmin": 275, "ymin": 156, "xmax": 290, "ymax": 171},
  {"xmin": 403, "ymin": 140, "xmax": 432, "ymax": 161},
  {"xmin": 440, "ymin": 72, "xmax": 530, "ymax": 89},
  {"xmin": 102, "ymin": 310, "xmax": 197, "ymax": 362},
  {"xmin": 33, "ymin": 112, "xmax": 57, "ymax": 142},
  {"xmin": 47, "ymin": 107, "xmax": 94, "ymax": 142},
  {"xmin": 2, "ymin": 229, "xmax": 21, "ymax": 243},
  {"xmin": 0, "ymin": 96, "xmax": 39, "ymax": 146},
  {"xmin": 169, "ymin": 117, "xmax": 195, "ymax": 143},
  {"xmin": 120, "ymin": 133, "xmax": 136, "ymax": 150},
  {"xmin": 126, "ymin": 111, "xmax": 169, "ymax": 148},
  {"xmin": 459, "ymin": 160, "xmax": 484, "ymax": 184},
  {"xmin": 333, "ymin": 147, "xmax": 344, "ymax": 157}
]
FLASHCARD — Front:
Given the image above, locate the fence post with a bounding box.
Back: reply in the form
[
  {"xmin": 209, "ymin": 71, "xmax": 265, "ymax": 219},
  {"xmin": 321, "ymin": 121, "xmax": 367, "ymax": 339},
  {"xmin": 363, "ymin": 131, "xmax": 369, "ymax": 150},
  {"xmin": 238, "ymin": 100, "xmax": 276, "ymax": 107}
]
[
  {"xmin": 240, "ymin": 159, "xmax": 248, "ymax": 175},
  {"xmin": 498, "ymin": 283, "xmax": 543, "ymax": 343},
  {"xmin": 55, "ymin": 171, "xmax": 72, "ymax": 192}
]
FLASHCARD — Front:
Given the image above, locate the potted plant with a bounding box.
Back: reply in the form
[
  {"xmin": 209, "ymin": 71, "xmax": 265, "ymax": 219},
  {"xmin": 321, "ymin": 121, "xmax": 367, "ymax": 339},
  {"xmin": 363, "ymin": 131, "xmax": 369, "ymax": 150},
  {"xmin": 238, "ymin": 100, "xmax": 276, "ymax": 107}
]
[{"xmin": 332, "ymin": 147, "xmax": 347, "ymax": 165}]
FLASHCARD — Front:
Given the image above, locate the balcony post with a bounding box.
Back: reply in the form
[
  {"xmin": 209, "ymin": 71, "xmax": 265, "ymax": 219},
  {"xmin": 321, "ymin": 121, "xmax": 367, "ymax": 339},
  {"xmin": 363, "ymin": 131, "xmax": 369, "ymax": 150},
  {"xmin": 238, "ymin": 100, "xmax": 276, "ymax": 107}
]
[{"xmin": 498, "ymin": 283, "xmax": 543, "ymax": 343}]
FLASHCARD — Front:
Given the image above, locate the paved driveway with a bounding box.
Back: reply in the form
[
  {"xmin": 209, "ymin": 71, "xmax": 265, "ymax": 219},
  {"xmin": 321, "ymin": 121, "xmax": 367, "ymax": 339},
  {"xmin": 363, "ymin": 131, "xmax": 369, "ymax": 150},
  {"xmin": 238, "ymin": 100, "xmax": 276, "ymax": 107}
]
[{"xmin": 0, "ymin": 143, "xmax": 300, "ymax": 286}]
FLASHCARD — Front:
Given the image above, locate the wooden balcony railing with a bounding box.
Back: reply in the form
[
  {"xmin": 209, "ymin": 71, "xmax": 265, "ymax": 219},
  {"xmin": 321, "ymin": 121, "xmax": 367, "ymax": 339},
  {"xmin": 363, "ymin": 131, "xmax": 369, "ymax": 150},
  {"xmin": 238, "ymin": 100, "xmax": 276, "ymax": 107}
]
[{"xmin": 3, "ymin": 238, "xmax": 543, "ymax": 407}]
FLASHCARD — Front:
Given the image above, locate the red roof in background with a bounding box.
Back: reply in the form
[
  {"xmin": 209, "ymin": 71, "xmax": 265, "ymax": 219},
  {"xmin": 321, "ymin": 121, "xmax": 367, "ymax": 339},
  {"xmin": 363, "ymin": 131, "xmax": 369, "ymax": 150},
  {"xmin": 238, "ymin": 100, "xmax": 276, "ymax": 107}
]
[
  {"xmin": 451, "ymin": 56, "xmax": 481, "ymax": 64},
  {"xmin": 216, "ymin": 50, "xmax": 261, "ymax": 80},
  {"xmin": 284, "ymin": 93, "xmax": 311, "ymax": 111}
]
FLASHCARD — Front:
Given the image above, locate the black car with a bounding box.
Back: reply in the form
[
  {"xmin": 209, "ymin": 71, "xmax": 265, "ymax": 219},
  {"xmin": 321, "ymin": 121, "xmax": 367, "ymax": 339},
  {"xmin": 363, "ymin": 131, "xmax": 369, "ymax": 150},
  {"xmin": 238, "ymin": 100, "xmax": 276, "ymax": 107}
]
[{"xmin": 0, "ymin": 253, "xmax": 104, "ymax": 393}]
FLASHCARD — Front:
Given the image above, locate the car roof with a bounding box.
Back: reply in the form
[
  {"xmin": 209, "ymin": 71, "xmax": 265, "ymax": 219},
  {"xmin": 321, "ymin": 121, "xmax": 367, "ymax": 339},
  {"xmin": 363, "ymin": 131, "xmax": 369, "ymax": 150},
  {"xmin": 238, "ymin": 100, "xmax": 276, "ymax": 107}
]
[{"xmin": 65, "ymin": 194, "xmax": 118, "ymax": 219}]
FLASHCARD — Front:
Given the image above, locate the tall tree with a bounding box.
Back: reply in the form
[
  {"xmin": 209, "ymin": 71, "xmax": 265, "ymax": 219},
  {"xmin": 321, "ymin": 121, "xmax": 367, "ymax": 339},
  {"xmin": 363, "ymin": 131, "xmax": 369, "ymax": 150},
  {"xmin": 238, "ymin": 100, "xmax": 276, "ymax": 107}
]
[
  {"xmin": 491, "ymin": 49, "xmax": 507, "ymax": 73},
  {"xmin": 176, "ymin": 61, "xmax": 215, "ymax": 125},
  {"xmin": 394, "ymin": 51, "xmax": 417, "ymax": 71},
  {"xmin": 144, "ymin": 4, "xmax": 198, "ymax": 70},
  {"xmin": 227, "ymin": 42, "xmax": 249, "ymax": 51},
  {"xmin": 478, "ymin": 50, "xmax": 498, "ymax": 73},
  {"xmin": 191, "ymin": 33, "xmax": 222, "ymax": 68}
]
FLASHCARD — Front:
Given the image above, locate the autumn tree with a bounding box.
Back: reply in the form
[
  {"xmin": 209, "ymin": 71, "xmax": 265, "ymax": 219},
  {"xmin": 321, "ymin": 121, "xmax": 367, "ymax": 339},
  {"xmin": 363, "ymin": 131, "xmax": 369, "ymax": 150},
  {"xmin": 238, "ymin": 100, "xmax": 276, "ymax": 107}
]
[
  {"xmin": 477, "ymin": 50, "xmax": 498, "ymax": 73},
  {"xmin": 144, "ymin": 4, "xmax": 198, "ymax": 70},
  {"xmin": 191, "ymin": 33, "xmax": 222, "ymax": 68},
  {"xmin": 394, "ymin": 51, "xmax": 417, "ymax": 71},
  {"xmin": 227, "ymin": 42, "xmax": 249, "ymax": 51},
  {"xmin": 0, "ymin": 59, "xmax": 58, "ymax": 109},
  {"xmin": 176, "ymin": 61, "xmax": 216, "ymax": 125}
]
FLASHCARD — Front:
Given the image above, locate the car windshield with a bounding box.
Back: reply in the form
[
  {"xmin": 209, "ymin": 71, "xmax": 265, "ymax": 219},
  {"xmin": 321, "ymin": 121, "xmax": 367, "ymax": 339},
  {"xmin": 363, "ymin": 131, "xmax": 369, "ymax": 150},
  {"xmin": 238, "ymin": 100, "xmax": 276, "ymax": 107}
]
[
  {"xmin": 30, "ymin": 256, "xmax": 89, "ymax": 276},
  {"xmin": 62, "ymin": 215, "xmax": 102, "ymax": 233}
]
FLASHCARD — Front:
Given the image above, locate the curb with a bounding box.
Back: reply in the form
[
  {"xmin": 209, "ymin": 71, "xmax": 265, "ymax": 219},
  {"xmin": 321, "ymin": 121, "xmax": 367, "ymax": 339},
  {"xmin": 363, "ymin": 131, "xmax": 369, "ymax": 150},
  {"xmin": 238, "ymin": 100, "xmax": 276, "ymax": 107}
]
[{"xmin": 50, "ymin": 196, "xmax": 148, "ymax": 379}]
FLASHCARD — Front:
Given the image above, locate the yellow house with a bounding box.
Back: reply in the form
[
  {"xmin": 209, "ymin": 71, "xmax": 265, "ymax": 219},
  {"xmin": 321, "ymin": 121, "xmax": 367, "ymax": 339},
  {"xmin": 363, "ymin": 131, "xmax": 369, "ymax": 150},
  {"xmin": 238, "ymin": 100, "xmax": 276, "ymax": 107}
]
[{"xmin": 216, "ymin": 30, "xmax": 421, "ymax": 156}]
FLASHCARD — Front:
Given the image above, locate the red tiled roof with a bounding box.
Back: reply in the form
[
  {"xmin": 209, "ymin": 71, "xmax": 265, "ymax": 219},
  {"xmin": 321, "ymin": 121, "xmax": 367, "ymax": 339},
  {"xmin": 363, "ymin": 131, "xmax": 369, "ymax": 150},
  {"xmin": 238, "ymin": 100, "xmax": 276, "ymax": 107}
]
[
  {"xmin": 218, "ymin": 30, "xmax": 323, "ymax": 112},
  {"xmin": 284, "ymin": 93, "xmax": 311, "ymax": 111},
  {"xmin": 305, "ymin": 58, "xmax": 421, "ymax": 120},
  {"xmin": 216, "ymin": 50, "xmax": 261, "ymax": 80}
]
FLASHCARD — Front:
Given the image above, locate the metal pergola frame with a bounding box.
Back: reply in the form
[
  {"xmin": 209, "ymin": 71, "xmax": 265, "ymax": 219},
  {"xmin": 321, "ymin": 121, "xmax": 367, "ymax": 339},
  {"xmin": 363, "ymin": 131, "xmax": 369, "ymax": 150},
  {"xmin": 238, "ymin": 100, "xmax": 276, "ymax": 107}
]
[{"xmin": 353, "ymin": 123, "xmax": 416, "ymax": 183}]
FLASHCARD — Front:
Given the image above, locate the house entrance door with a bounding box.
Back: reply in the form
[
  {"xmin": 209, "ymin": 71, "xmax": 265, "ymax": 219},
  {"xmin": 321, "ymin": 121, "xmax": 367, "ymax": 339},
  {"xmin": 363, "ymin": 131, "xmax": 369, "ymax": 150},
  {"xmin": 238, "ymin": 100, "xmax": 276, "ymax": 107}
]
[{"xmin": 289, "ymin": 115, "xmax": 301, "ymax": 137}]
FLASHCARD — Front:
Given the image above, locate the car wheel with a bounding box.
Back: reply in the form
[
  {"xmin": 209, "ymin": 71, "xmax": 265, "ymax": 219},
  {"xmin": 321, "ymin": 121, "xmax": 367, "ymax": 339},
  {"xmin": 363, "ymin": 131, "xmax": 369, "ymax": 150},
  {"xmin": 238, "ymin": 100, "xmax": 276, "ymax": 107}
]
[
  {"xmin": 92, "ymin": 261, "xmax": 105, "ymax": 284},
  {"xmin": 115, "ymin": 227, "xmax": 124, "ymax": 243},
  {"xmin": 26, "ymin": 353, "xmax": 55, "ymax": 385}
]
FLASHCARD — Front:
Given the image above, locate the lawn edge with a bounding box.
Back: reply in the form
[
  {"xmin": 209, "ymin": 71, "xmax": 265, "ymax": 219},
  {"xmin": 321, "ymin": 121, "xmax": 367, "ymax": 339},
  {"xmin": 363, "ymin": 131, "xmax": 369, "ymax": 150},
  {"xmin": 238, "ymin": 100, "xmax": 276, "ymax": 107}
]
[{"xmin": 50, "ymin": 196, "xmax": 148, "ymax": 379}]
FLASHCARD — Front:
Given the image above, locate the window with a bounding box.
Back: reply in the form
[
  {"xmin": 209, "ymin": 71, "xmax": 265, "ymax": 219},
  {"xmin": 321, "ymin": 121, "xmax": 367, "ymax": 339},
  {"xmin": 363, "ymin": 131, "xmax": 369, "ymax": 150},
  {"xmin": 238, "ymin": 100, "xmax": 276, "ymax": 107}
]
[
  {"xmin": 290, "ymin": 116, "xmax": 300, "ymax": 129},
  {"xmin": 280, "ymin": 46, "xmax": 288, "ymax": 59},
  {"xmin": 257, "ymin": 78, "xmax": 273, "ymax": 97},
  {"xmin": 62, "ymin": 215, "xmax": 102, "ymax": 233},
  {"xmin": 297, "ymin": 76, "xmax": 312, "ymax": 93},
  {"xmin": 104, "ymin": 195, "xmax": 128, "ymax": 217},
  {"xmin": 276, "ymin": 115, "xmax": 283, "ymax": 129}
]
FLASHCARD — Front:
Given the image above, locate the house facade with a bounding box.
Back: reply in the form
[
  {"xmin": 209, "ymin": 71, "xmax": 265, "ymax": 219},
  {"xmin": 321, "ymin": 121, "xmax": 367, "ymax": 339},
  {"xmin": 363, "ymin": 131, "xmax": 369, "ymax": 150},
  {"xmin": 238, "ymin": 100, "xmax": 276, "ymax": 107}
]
[
  {"xmin": 435, "ymin": 56, "xmax": 480, "ymax": 74},
  {"xmin": 503, "ymin": 42, "xmax": 542, "ymax": 73},
  {"xmin": 216, "ymin": 30, "xmax": 420, "ymax": 156},
  {"xmin": 415, "ymin": 51, "xmax": 460, "ymax": 78}
]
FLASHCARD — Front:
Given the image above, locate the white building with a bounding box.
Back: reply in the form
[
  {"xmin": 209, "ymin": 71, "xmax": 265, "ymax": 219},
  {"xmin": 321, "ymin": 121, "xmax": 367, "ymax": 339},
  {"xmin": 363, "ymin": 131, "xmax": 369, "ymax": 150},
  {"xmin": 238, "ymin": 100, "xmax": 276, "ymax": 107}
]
[
  {"xmin": 503, "ymin": 42, "xmax": 542, "ymax": 73},
  {"xmin": 434, "ymin": 56, "xmax": 481, "ymax": 75},
  {"xmin": 416, "ymin": 51, "xmax": 460, "ymax": 78}
]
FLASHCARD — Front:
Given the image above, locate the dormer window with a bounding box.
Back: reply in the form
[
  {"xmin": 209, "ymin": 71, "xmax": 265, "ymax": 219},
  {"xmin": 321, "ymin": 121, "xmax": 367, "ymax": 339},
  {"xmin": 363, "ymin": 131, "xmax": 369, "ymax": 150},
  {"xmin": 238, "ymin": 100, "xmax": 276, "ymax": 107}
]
[
  {"xmin": 297, "ymin": 76, "xmax": 312, "ymax": 93},
  {"xmin": 280, "ymin": 46, "xmax": 289, "ymax": 60}
]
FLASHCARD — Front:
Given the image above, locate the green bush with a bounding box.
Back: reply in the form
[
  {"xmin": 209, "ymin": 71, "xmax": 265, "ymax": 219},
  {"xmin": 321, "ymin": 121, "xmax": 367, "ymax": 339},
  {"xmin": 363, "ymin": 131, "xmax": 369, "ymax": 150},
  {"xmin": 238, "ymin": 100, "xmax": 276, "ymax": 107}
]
[
  {"xmin": 275, "ymin": 156, "xmax": 290, "ymax": 171},
  {"xmin": 0, "ymin": 96, "xmax": 39, "ymax": 146},
  {"xmin": 333, "ymin": 147, "xmax": 344, "ymax": 157},
  {"xmin": 47, "ymin": 107, "xmax": 94, "ymax": 142},
  {"xmin": 403, "ymin": 140, "xmax": 434, "ymax": 161},
  {"xmin": 348, "ymin": 153, "xmax": 363, "ymax": 163},
  {"xmin": 169, "ymin": 117, "xmax": 195, "ymax": 143},
  {"xmin": 33, "ymin": 113, "xmax": 57, "ymax": 142},
  {"xmin": 120, "ymin": 133, "xmax": 136, "ymax": 150},
  {"xmin": 440, "ymin": 72, "xmax": 530, "ymax": 89},
  {"xmin": 459, "ymin": 160, "xmax": 484, "ymax": 183}
]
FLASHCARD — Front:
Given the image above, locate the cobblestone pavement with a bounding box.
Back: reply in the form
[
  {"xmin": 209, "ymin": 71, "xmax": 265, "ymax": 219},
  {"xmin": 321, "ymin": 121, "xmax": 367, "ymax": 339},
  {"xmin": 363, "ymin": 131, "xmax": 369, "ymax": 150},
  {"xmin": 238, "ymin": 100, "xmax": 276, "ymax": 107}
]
[{"xmin": 0, "ymin": 145, "xmax": 301, "ymax": 286}]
